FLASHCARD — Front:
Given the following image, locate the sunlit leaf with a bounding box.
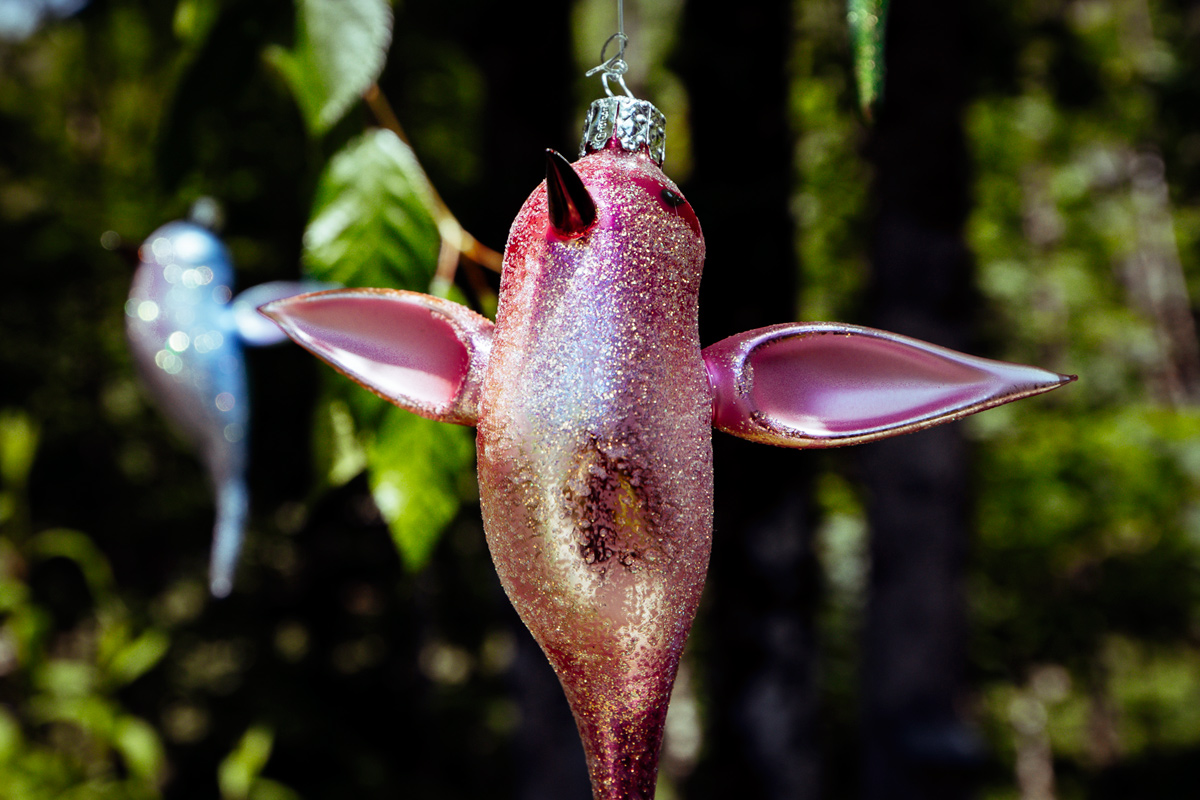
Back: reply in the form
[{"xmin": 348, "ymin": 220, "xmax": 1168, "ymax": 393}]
[
  {"xmin": 113, "ymin": 715, "xmax": 166, "ymax": 783},
  {"xmin": 0, "ymin": 707, "xmax": 21, "ymax": 762},
  {"xmin": 104, "ymin": 630, "xmax": 170, "ymax": 688},
  {"xmin": 266, "ymin": 0, "xmax": 393, "ymax": 134},
  {"xmin": 846, "ymin": 0, "xmax": 888, "ymax": 115},
  {"xmin": 248, "ymin": 778, "xmax": 302, "ymax": 800},
  {"xmin": 28, "ymin": 694, "xmax": 114, "ymax": 738},
  {"xmin": 302, "ymin": 128, "xmax": 441, "ymax": 290},
  {"xmin": 173, "ymin": 0, "xmax": 222, "ymax": 46},
  {"xmin": 367, "ymin": 408, "xmax": 475, "ymax": 571},
  {"xmin": 301, "ymin": 127, "xmax": 470, "ymax": 571},
  {"xmin": 219, "ymin": 724, "xmax": 275, "ymax": 800},
  {"xmin": 33, "ymin": 661, "xmax": 97, "ymax": 699},
  {"xmin": 0, "ymin": 408, "xmax": 39, "ymax": 490},
  {"xmin": 312, "ymin": 398, "xmax": 368, "ymax": 488}
]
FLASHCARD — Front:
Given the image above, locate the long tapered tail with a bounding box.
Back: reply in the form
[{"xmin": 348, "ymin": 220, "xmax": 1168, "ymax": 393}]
[{"xmin": 209, "ymin": 478, "xmax": 249, "ymax": 597}]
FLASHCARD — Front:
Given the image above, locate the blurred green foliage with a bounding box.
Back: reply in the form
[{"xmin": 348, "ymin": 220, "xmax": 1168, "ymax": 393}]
[
  {"xmin": 960, "ymin": 3, "xmax": 1200, "ymax": 797},
  {"xmin": 846, "ymin": 0, "xmax": 888, "ymax": 114},
  {"xmin": 4, "ymin": 0, "xmax": 1200, "ymax": 798},
  {"xmin": 297, "ymin": 126, "xmax": 476, "ymax": 570},
  {"xmin": 0, "ymin": 413, "xmax": 167, "ymax": 798},
  {"xmin": 796, "ymin": 0, "xmax": 1200, "ymax": 796}
]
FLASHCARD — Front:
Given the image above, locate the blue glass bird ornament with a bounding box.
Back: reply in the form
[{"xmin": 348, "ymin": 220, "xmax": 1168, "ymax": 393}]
[{"xmin": 125, "ymin": 220, "xmax": 331, "ymax": 596}]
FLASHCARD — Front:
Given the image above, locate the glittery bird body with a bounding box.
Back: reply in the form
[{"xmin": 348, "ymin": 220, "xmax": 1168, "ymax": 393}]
[
  {"xmin": 261, "ymin": 105, "xmax": 1073, "ymax": 799},
  {"xmin": 477, "ymin": 146, "xmax": 710, "ymax": 798}
]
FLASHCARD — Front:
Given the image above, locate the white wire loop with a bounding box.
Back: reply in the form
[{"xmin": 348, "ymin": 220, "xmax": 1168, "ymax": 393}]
[
  {"xmin": 585, "ymin": 2, "xmax": 635, "ymax": 99},
  {"xmin": 585, "ymin": 32, "xmax": 634, "ymax": 98}
]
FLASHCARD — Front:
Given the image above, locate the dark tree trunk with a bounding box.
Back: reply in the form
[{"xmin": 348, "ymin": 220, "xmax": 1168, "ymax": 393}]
[
  {"xmin": 678, "ymin": 1, "xmax": 821, "ymax": 799},
  {"xmin": 858, "ymin": 2, "xmax": 985, "ymax": 799}
]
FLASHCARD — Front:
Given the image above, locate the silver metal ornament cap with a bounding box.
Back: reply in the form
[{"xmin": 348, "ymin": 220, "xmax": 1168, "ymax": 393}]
[{"xmin": 580, "ymin": 95, "xmax": 666, "ymax": 166}]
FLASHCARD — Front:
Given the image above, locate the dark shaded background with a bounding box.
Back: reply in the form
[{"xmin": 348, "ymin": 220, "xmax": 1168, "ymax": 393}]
[{"xmin": 4, "ymin": 1, "xmax": 1200, "ymax": 799}]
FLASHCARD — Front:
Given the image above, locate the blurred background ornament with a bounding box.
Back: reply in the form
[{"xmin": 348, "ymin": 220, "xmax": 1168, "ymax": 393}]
[
  {"xmin": 125, "ymin": 208, "xmax": 332, "ymax": 596},
  {"xmin": 0, "ymin": 0, "xmax": 87, "ymax": 41}
]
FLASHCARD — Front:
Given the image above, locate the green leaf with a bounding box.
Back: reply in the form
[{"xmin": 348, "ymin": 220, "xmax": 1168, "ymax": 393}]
[
  {"xmin": 300, "ymin": 128, "xmax": 465, "ymax": 573},
  {"xmin": 265, "ymin": 0, "xmax": 393, "ymax": 134},
  {"xmin": 27, "ymin": 529, "xmax": 114, "ymax": 600},
  {"xmin": 0, "ymin": 408, "xmax": 39, "ymax": 491},
  {"xmin": 113, "ymin": 715, "xmax": 166, "ymax": 783},
  {"xmin": 302, "ymin": 128, "xmax": 441, "ymax": 290},
  {"xmin": 0, "ymin": 707, "xmax": 21, "ymax": 763},
  {"xmin": 104, "ymin": 629, "xmax": 170, "ymax": 688},
  {"xmin": 33, "ymin": 660, "xmax": 97, "ymax": 699},
  {"xmin": 248, "ymin": 778, "xmax": 302, "ymax": 800},
  {"xmin": 173, "ymin": 0, "xmax": 222, "ymax": 47},
  {"xmin": 313, "ymin": 398, "xmax": 369, "ymax": 488},
  {"xmin": 847, "ymin": 0, "xmax": 889, "ymax": 115},
  {"xmin": 219, "ymin": 725, "xmax": 275, "ymax": 800},
  {"xmin": 367, "ymin": 408, "xmax": 475, "ymax": 571}
]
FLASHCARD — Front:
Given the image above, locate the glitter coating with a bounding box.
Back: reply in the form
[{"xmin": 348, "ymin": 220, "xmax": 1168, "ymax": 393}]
[{"xmin": 478, "ymin": 146, "xmax": 709, "ymax": 800}]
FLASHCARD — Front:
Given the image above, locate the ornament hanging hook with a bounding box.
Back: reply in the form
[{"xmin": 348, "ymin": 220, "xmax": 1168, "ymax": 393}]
[{"xmin": 585, "ymin": 0, "xmax": 635, "ymax": 98}]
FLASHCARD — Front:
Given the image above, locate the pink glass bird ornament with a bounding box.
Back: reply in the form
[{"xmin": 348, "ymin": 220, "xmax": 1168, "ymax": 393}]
[{"xmin": 261, "ymin": 95, "xmax": 1073, "ymax": 800}]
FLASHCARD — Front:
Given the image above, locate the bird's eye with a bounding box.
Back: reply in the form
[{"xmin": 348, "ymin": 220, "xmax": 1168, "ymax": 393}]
[{"xmin": 661, "ymin": 188, "xmax": 685, "ymax": 207}]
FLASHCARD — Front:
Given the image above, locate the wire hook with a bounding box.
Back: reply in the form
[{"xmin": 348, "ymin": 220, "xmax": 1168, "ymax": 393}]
[{"xmin": 585, "ymin": 1, "xmax": 635, "ymax": 98}]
